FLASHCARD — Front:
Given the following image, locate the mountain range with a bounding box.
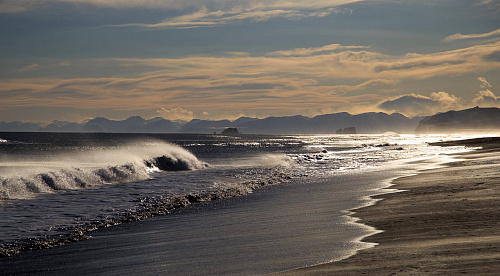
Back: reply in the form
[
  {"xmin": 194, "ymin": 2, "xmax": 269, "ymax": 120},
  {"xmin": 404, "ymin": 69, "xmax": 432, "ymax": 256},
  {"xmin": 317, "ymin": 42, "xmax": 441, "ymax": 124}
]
[
  {"xmin": 0, "ymin": 112, "xmax": 421, "ymax": 134},
  {"xmin": 1, "ymin": 107, "xmax": 499, "ymax": 134},
  {"xmin": 179, "ymin": 112, "xmax": 424, "ymax": 134}
]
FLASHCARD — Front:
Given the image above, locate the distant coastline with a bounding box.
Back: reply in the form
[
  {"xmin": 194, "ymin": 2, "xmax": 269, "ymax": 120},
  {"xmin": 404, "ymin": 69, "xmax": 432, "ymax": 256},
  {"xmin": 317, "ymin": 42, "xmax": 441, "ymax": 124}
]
[
  {"xmin": 2, "ymin": 107, "xmax": 500, "ymax": 135},
  {"xmin": 0, "ymin": 111, "xmax": 421, "ymax": 134}
]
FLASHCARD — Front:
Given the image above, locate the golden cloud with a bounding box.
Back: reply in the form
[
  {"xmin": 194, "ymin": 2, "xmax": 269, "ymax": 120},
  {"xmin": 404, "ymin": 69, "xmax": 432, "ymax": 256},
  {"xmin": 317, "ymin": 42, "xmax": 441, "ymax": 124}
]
[
  {"xmin": 1, "ymin": 41, "xmax": 499, "ymax": 117},
  {"xmin": 443, "ymin": 28, "xmax": 500, "ymax": 42}
]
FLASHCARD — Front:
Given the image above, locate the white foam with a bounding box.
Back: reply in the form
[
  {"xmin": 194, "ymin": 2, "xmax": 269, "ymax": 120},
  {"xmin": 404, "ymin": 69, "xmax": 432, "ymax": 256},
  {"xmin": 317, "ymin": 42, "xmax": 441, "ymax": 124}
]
[{"xmin": 0, "ymin": 141, "xmax": 206, "ymax": 200}]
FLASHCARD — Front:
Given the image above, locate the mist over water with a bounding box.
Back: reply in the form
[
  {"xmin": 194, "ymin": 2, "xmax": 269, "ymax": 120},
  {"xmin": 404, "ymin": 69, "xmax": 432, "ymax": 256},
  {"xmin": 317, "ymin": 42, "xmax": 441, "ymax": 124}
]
[{"xmin": 0, "ymin": 133, "xmax": 474, "ymax": 260}]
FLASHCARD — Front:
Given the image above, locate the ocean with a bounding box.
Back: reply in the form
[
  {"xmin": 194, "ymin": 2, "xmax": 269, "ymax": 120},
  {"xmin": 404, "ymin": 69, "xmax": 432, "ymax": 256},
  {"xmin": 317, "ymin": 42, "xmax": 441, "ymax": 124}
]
[{"xmin": 0, "ymin": 132, "xmax": 472, "ymax": 274}]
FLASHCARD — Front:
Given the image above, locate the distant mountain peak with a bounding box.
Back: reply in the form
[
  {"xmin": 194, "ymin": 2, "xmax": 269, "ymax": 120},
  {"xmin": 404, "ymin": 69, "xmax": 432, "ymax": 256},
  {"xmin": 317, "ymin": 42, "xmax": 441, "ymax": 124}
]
[{"xmin": 125, "ymin": 116, "xmax": 145, "ymax": 122}]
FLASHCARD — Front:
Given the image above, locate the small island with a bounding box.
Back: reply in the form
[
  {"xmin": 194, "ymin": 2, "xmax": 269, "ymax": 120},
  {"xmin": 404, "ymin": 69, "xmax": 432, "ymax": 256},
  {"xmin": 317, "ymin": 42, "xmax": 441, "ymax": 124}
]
[
  {"xmin": 335, "ymin": 127, "xmax": 357, "ymax": 134},
  {"xmin": 221, "ymin": 127, "xmax": 240, "ymax": 135}
]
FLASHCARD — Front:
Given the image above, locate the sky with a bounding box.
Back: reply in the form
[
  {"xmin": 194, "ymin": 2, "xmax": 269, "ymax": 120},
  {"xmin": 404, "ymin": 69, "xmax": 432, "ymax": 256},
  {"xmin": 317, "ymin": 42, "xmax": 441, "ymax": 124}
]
[{"xmin": 0, "ymin": 0, "xmax": 499, "ymax": 122}]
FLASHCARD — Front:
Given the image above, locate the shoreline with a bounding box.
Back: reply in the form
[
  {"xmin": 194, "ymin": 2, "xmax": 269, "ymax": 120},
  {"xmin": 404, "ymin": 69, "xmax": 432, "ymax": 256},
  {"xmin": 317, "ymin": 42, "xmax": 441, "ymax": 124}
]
[
  {"xmin": 280, "ymin": 138, "xmax": 500, "ymax": 275},
  {"xmin": 0, "ymin": 167, "xmax": 411, "ymax": 275}
]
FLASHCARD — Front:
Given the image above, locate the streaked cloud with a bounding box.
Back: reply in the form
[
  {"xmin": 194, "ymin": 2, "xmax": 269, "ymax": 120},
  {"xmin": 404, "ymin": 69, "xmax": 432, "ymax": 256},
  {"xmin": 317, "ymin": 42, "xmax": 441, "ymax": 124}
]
[
  {"xmin": 112, "ymin": 8, "xmax": 301, "ymax": 29},
  {"xmin": 2, "ymin": 39, "xmax": 499, "ymax": 119},
  {"xmin": 267, "ymin": 44, "xmax": 370, "ymax": 57},
  {"xmin": 372, "ymin": 42, "xmax": 500, "ymax": 79},
  {"xmin": 104, "ymin": 40, "xmax": 499, "ymax": 82},
  {"xmin": 327, "ymin": 79, "xmax": 399, "ymax": 95},
  {"xmin": 0, "ymin": 0, "xmax": 362, "ymax": 14},
  {"xmin": 111, "ymin": 5, "xmax": 352, "ymax": 29},
  {"xmin": 443, "ymin": 28, "xmax": 500, "ymax": 42},
  {"xmin": 17, "ymin": 64, "xmax": 42, "ymax": 72}
]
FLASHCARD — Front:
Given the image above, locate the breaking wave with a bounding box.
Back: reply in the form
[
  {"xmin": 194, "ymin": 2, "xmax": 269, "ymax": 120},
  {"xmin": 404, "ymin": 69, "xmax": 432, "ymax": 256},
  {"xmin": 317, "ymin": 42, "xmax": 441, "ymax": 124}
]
[
  {"xmin": 0, "ymin": 142, "xmax": 207, "ymax": 200},
  {"xmin": 0, "ymin": 154, "xmax": 295, "ymax": 257}
]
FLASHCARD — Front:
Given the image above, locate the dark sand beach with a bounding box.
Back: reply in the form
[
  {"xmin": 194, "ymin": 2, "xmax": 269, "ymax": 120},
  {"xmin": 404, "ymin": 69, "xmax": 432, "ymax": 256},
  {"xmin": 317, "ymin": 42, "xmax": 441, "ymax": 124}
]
[{"xmin": 281, "ymin": 137, "xmax": 500, "ymax": 275}]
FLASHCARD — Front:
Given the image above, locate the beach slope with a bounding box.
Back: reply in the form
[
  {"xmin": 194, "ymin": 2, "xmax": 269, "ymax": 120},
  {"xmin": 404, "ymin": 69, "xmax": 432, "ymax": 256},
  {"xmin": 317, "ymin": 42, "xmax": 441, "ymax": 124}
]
[{"xmin": 281, "ymin": 137, "xmax": 500, "ymax": 275}]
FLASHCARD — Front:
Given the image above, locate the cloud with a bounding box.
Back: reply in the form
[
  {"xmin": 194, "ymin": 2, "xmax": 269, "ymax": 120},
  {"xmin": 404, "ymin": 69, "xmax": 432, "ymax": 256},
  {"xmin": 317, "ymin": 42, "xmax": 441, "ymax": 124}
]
[
  {"xmin": 475, "ymin": 0, "xmax": 500, "ymax": 11},
  {"xmin": 485, "ymin": 50, "xmax": 500, "ymax": 62},
  {"xmin": 372, "ymin": 41, "xmax": 500, "ymax": 79},
  {"xmin": 157, "ymin": 107, "xmax": 195, "ymax": 121},
  {"xmin": 379, "ymin": 92, "xmax": 463, "ymax": 117},
  {"xmin": 380, "ymin": 77, "xmax": 500, "ymax": 116},
  {"xmin": 1, "ymin": 0, "xmax": 360, "ymax": 30},
  {"xmin": 328, "ymin": 79, "xmax": 399, "ymax": 95},
  {"xmin": 1, "ymin": 41, "xmax": 499, "ymax": 119},
  {"xmin": 17, "ymin": 63, "xmax": 42, "ymax": 72},
  {"xmin": 478, "ymin": 76, "xmax": 492, "ymax": 88},
  {"xmin": 473, "ymin": 77, "xmax": 500, "ymax": 107},
  {"xmin": 1, "ymin": 0, "xmax": 362, "ymax": 15},
  {"xmin": 473, "ymin": 89, "xmax": 500, "ymax": 106},
  {"xmin": 443, "ymin": 28, "xmax": 500, "ymax": 42},
  {"xmin": 374, "ymin": 59, "xmax": 466, "ymax": 73},
  {"xmin": 112, "ymin": 8, "xmax": 300, "ymax": 29},
  {"xmin": 267, "ymin": 44, "xmax": 370, "ymax": 57},
  {"xmin": 111, "ymin": 5, "xmax": 352, "ymax": 29}
]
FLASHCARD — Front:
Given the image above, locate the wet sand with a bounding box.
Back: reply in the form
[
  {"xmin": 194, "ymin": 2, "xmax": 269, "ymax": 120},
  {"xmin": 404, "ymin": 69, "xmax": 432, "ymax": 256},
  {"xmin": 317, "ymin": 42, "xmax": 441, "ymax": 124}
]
[
  {"xmin": 0, "ymin": 170, "xmax": 407, "ymax": 275},
  {"xmin": 281, "ymin": 138, "xmax": 500, "ymax": 275}
]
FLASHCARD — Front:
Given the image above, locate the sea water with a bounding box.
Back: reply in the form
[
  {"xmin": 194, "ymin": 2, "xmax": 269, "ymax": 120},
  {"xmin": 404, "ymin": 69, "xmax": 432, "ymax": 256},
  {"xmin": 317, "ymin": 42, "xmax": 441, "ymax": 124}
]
[{"xmin": 0, "ymin": 132, "xmax": 472, "ymax": 268}]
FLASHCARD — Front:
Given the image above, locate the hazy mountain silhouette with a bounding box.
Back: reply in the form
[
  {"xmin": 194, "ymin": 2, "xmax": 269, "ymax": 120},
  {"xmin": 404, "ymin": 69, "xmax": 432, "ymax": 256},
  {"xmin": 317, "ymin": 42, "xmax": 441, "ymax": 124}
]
[
  {"xmin": 0, "ymin": 121, "xmax": 42, "ymax": 132},
  {"xmin": 415, "ymin": 107, "xmax": 500, "ymax": 134},
  {"xmin": 0, "ymin": 117, "xmax": 180, "ymax": 133},
  {"xmin": 239, "ymin": 115, "xmax": 309, "ymax": 134},
  {"xmin": 178, "ymin": 113, "xmax": 421, "ymax": 134},
  {"xmin": 306, "ymin": 112, "xmax": 416, "ymax": 134},
  {"xmin": 81, "ymin": 116, "xmax": 179, "ymax": 133},
  {"xmin": 12, "ymin": 108, "xmax": 500, "ymax": 134},
  {"xmin": 44, "ymin": 121, "xmax": 83, "ymax": 132},
  {"xmin": 180, "ymin": 119, "xmax": 235, "ymax": 133},
  {"xmin": 143, "ymin": 117, "xmax": 181, "ymax": 133}
]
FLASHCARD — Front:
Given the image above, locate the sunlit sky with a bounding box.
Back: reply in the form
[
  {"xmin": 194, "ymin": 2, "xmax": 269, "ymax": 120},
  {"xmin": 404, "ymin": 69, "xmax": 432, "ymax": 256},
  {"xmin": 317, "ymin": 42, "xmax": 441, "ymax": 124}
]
[{"xmin": 1, "ymin": 0, "xmax": 499, "ymax": 122}]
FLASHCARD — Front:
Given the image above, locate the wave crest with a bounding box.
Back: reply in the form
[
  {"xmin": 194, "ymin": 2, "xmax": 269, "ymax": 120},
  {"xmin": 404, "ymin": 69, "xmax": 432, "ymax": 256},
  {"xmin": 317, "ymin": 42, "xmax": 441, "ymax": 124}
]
[
  {"xmin": 0, "ymin": 142, "xmax": 206, "ymax": 200},
  {"xmin": 146, "ymin": 153, "xmax": 207, "ymax": 172}
]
